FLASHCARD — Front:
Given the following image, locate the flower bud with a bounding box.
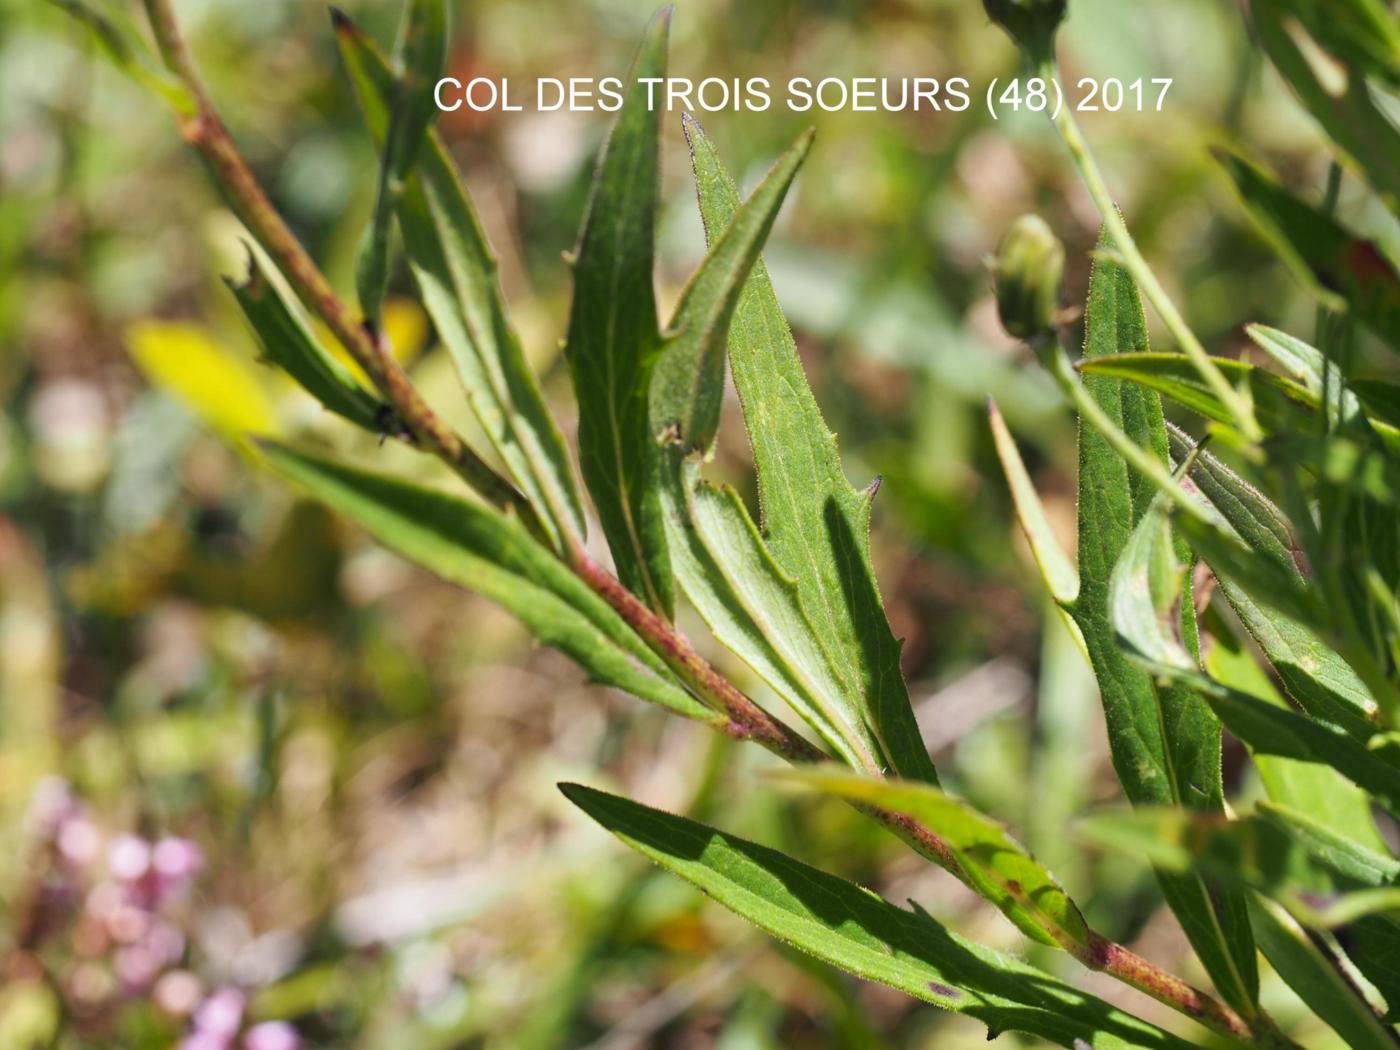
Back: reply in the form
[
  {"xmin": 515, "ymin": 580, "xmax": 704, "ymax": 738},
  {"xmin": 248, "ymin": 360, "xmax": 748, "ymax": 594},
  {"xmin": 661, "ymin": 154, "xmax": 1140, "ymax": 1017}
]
[
  {"xmin": 992, "ymin": 215, "xmax": 1065, "ymax": 342},
  {"xmin": 983, "ymin": 0, "xmax": 1067, "ymax": 60}
]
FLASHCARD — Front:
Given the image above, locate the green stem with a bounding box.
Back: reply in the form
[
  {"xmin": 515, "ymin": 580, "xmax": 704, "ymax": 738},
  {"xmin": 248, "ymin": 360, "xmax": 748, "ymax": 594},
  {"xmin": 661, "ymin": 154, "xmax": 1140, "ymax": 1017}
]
[{"xmin": 1037, "ymin": 58, "xmax": 1264, "ymax": 444}]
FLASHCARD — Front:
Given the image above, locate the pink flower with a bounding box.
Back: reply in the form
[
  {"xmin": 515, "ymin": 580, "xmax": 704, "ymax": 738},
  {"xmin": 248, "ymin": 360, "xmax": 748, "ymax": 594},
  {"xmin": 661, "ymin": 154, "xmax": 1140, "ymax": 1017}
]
[
  {"xmin": 153, "ymin": 836, "xmax": 205, "ymax": 898},
  {"xmin": 108, "ymin": 834, "xmax": 152, "ymax": 881},
  {"xmin": 193, "ymin": 987, "xmax": 245, "ymax": 1038},
  {"xmin": 243, "ymin": 1021, "xmax": 301, "ymax": 1050}
]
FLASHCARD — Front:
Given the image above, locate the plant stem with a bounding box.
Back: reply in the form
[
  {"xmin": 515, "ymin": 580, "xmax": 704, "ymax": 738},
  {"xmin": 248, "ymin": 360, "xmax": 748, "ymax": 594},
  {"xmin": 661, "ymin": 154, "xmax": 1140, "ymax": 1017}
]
[
  {"xmin": 138, "ymin": 0, "xmax": 541, "ymax": 534},
  {"xmin": 128, "ymin": 9, "xmax": 1284, "ymax": 1040},
  {"xmin": 1037, "ymin": 58, "xmax": 1264, "ymax": 444}
]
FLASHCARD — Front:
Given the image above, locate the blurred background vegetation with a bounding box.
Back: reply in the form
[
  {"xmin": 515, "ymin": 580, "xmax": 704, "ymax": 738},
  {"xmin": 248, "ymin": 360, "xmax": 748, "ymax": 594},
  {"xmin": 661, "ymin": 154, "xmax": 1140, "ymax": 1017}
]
[{"xmin": 1, "ymin": 0, "xmax": 1392, "ymax": 1046}]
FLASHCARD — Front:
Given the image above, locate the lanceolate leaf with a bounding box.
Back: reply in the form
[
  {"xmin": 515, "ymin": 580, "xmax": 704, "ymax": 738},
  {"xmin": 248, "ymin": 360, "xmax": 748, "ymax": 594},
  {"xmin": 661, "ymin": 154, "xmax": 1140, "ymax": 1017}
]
[
  {"xmin": 229, "ymin": 254, "xmax": 387, "ymax": 433},
  {"xmin": 1218, "ymin": 152, "xmax": 1400, "ymax": 346},
  {"xmin": 1169, "ymin": 428, "xmax": 1382, "ymax": 732},
  {"xmin": 561, "ymin": 784, "xmax": 1199, "ymax": 1050},
  {"xmin": 1247, "ymin": 896, "xmax": 1397, "ymax": 1050},
  {"xmin": 563, "ymin": 11, "xmax": 672, "ymax": 614},
  {"xmin": 1259, "ymin": 0, "xmax": 1400, "ymax": 90},
  {"xmin": 775, "ymin": 770, "xmax": 1092, "ymax": 951},
  {"xmin": 684, "ymin": 119, "xmax": 938, "ymax": 784},
  {"xmin": 262, "ymin": 443, "xmax": 714, "ymax": 727},
  {"xmin": 652, "ymin": 129, "xmax": 813, "ymax": 455},
  {"xmin": 663, "ymin": 461, "xmax": 878, "ymax": 770},
  {"xmin": 1109, "ymin": 498, "xmax": 1194, "ymax": 672},
  {"xmin": 1251, "ymin": 0, "xmax": 1400, "ymax": 211},
  {"xmin": 1069, "ymin": 244, "xmax": 1259, "ymax": 1016},
  {"xmin": 356, "ymin": 0, "xmax": 447, "ymax": 328},
  {"xmin": 1202, "ymin": 606, "xmax": 1383, "ymax": 849},
  {"xmin": 335, "ymin": 14, "xmax": 587, "ymax": 554}
]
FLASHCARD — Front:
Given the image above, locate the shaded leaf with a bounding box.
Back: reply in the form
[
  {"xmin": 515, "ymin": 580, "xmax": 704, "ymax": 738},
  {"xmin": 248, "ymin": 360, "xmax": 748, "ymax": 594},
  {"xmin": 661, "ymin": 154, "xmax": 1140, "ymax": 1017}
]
[
  {"xmin": 1261, "ymin": 0, "xmax": 1400, "ymax": 90},
  {"xmin": 262, "ymin": 443, "xmax": 713, "ymax": 726},
  {"xmin": 1218, "ymin": 152, "xmax": 1400, "ymax": 347},
  {"xmin": 774, "ymin": 770, "xmax": 1092, "ymax": 950},
  {"xmin": 685, "ymin": 118, "xmax": 937, "ymax": 783},
  {"xmin": 356, "ymin": 0, "xmax": 448, "ymax": 327},
  {"xmin": 229, "ymin": 253, "xmax": 386, "ymax": 433},
  {"xmin": 336, "ymin": 12, "xmax": 587, "ymax": 555},
  {"xmin": 1251, "ymin": 0, "xmax": 1400, "ymax": 210},
  {"xmin": 562, "ymin": 11, "xmax": 672, "ymax": 611},
  {"xmin": 561, "ymin": 783, "xmax": 1199, "ymax": 1049}
]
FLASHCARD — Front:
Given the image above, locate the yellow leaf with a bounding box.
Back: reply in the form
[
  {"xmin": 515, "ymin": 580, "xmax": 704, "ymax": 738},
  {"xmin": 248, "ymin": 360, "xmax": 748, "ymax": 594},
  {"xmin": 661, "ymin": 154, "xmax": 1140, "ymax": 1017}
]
[{"xmin": 125, "ymin": 321, "xmax": 280, "ymax": 437}]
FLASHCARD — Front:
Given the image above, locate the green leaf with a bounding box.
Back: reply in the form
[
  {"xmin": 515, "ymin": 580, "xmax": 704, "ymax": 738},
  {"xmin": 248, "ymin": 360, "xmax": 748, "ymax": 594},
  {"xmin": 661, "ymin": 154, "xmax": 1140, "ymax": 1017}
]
[
  {"xmin": 1109, "ymin": 497, "xmax": 1193, "ymax": 672},
  {"xmin": 1247, "ymin": 896, "xmax": 1397, "ymax": 1050},
  {"xmin": 1251, "ymin": 0, "xmax": 1400, "ymax": 211},
  {"xmin": 560, "ymin": 783, "xmax": 1200, "ymax": 1049},
  {"xmin": 1201, "ymin": 604, "xmax": 1383, "ymax": 848},
  {"xmin": 336, "ymin": 11, "xmax": 587, "ymax": 556},
  {"xmin": 1260, "ymin": 0, "xmax": 1400, "ymax": 90},
  {"xmin": 1218, "ymin": 152, "xmax": 1400, "ymax": 346},
  {"xmin": 684, "ymin": 118, "xmax": 937, "ymax": 784},
  {"xmin": 773, "ymin": 770, "xmax": 1092, "ymax": 950},
  {"xmin": 1170, "ymin": 428, "xmax": 1382, "ymax": 733},
  {"xmin": 1078, "ymin": 807, "xmax": 1400, "ymax": 929},
  {"xmin": 356, "ymin": 0, "xmax": 448, "ymax": 328},
  {"xmin": 51, "ymin": 0, "xmax": 196, "ymax": 115},
  {"xmin": 661, "ymin": 461, "xmax": 875, "ymax": 770},
  {"xmin": 1068, "ymin": 244, "xmax": 1259, "ymax": 1016},
  {"xmin": 651, "ymin": 129, "xmax": 813, "ymax": 455},
  {"xmin": 229, "ymin": 253, "xmax": 387, "ymax": 433},
  {"xmin": 1181, "ymin": 672, "xmax": 1400, "ymax": 817},
  {"xmin": 261, "ymin": 442, "xmax": 714, "ymax": 727},
  {"xmin": 1075, "ymin": 353, "xmax": 1321, "ymax": 434},
  {"xmin": 989, "ymin": 399, "xmax": 1080, "ymax": 607},
  {"xmin": 563, "ymin": 10, "xmax": 673, "ymax": 614},
  {"xmin": 1262, "ymin": 803, "xmax": 1400, "ymax": 1018},
  {"xmin": 1352, "ymin": 379, "xmax": 1400, "ymax": 431}
]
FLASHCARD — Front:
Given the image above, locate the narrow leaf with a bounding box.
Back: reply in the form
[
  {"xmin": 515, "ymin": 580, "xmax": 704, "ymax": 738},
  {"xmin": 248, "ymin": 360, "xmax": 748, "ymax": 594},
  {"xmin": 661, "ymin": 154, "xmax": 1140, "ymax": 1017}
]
[
  {"xmin": 1069, "ymin": 243, "xmax": 1259, "ymax": 1015},
  {"xmin": 356, "ymin": 0, "xmax": 448, "ymax": 328},
  {"xmin": 563, "ymin": 10, "xmax": 672, "ymax": 613},
  {"xmin": 262, "ymin": 443, "xmax": 713, "ymax": 726},
  {"xmin": 774, "ymin": 770, "xmax": 1092, "ymax": 950},
  {"xmin": 1247, "ymin": 896, "xmax": 1396, "ymax": 1050},
  {"xmin": 561, "ymin": 783, "xmax": 1200, "ymax": 1050},
  {"xmin": 336, "ymin": 12, "xmax": 588, "ymax": 555},
  {"xmin": 229, "ymin": 253, "xmax": 387, "ymax": 433},
  {"xmin": 1251, "ymin": 0, "xmax": 1400, "ymax": 210},
  {"xmin": 1218, "ymin": 152, "xmax": 1400, "ymax": 346},
  {"xmin": 990, "ymin": 399, "xmax": 1080, "ymax": 606},
  {"xmin": 685, "ymin": 118, "xmax": 937, "ymax": 783},
  {"xmin": 1262, "ymin": 0, "xmax": 1400, "ymax": 90}
]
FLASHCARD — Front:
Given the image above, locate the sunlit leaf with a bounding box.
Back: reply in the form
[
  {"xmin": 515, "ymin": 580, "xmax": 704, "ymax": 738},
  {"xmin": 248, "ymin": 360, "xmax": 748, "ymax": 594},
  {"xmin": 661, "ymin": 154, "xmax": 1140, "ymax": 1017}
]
[
  {"xmin": 686, "ymin": 117, "xmax": 937, "ymax": 784},
  {"xmin": 561, "ymin": 783, "xmax": 1199, "ymax": 1049},
  {"xmin": 775, "ymin": 770, "xmax": 1092, "ymax": 950}
]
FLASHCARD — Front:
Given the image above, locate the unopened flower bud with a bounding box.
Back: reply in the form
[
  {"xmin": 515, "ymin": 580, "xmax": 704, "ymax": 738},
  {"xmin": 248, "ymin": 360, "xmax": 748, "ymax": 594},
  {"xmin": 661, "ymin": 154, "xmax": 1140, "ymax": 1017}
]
[
  {"xmin": 992, "ymin": 215, "xmax": 1065, "ymax": 341},
  {"xmin": 983, "ymin": 0, "xmax": 1067, "ymax": 60}
]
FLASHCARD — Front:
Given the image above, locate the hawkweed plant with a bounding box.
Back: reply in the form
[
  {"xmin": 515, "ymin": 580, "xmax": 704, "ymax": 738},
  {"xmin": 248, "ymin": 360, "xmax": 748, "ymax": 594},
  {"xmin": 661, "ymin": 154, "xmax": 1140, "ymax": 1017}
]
[{"xmin": 56, "ymin": 0, "xmax": 1400, "ymax": 1046}]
